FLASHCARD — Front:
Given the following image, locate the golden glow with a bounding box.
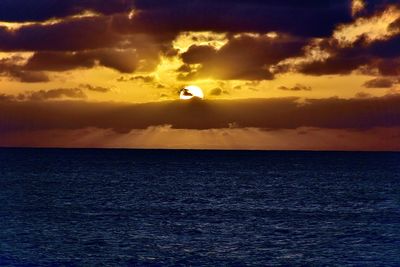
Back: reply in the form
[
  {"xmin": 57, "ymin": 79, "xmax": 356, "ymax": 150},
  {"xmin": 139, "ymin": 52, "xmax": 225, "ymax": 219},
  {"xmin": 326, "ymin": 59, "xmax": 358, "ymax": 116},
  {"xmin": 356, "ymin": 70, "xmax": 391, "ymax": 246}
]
[
  {"xmin": 0, "ymin": 10, "xmax": 100, "ymax": 30},
  {"xmin": 180, "ymin": 85, "xmax": 204, "ymax": 100},
  {"xmin": 233, "ymin": 32, "xmax": 279, "ymax": 40},
  {"xmin": 272, "ymin": 38, "xmax": 331, "ymax": 73},
  {"xmin": 352, "ymin": 0, "xmax": 366, "ymax": 17},
  {"xmin": 128, "ymin": 9, "xmax": 137, "ymax": 20},
  {"xmin": 1, "ymin": 5, "xmax": 397, "ymax": 103},
  {"xmin": 173, "ymin": 32, "xmax": 228, "ymax": 52},
  {"xmin": 0, "ymin": 52, "xmax": 34, "ymax": 62},
  {"xmin": 335, "ymin": 5, "xmax": 400, "ymax": 46}
]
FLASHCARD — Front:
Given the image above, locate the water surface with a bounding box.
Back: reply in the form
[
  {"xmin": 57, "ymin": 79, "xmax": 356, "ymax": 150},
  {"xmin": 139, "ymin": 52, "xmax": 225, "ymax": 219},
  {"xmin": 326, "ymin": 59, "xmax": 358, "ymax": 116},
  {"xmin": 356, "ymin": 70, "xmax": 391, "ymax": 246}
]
[{"xmin": 0, "ymin": 148, "xmax": 399, "ymax": 266}]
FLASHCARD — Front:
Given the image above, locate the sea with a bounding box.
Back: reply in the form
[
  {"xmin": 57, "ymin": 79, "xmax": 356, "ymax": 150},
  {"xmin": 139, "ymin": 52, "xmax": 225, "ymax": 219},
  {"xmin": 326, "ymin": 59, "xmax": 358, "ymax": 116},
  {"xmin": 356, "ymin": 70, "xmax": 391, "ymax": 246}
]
[{"xmin": 0, "ymin": 148, "xmax": 399, "ymax": 266}]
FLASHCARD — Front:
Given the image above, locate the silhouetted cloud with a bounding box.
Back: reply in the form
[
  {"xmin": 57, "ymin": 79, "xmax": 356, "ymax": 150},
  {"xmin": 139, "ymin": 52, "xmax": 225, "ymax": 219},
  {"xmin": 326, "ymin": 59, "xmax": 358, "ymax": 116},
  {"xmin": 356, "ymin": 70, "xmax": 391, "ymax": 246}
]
[
  {"xmin": 24, "ymin": 88, "xmax": 87, "ymax": 101},
  {"xmin": 179, "ymin": 34, "xmax": 307, "ymax": 80},
  {"xmin": 117, "ymin": 75, "xmax": 155, "ymax": 83},
  {"xmin": 2, "ymin": 126, "xmax": 400, "ymax": 150},
  {"xmin": 131, "ymin": 0, "xmax": 353, "ymax": 37},
  {"xmin": 0, "ymin": 1, "xmax": 397, "ymax": 78},
  {"xmin": 362, "ymin": 0, "xmax": 400, "ymax": 15},
  {"xmin": 5, "ymin": 0, "xmax": 394, "ymax": 40},
  {"xmin": 80, "ymin": 84, "xmax": 111, "ymax": 93},
  {"xmin": 355, "ymin": 92, "xmax": 373, "ymax": 98},
  {"xmin": 278, "ymin": 84, "xmax": 312, "ymax": 91},
  {"xmin": 2, "ymin": 95, "xmax": 400, "ymax": 133},
  {"xmin": 209, "ymin": 88, "xmax": 227, "ymax": 96},
  {"xmin": 1, "ymin": 88, "xmax": 87, "ymax": 101},
  {"xmin": 297, "ymin": 34, "xmax": 400, "ymax": 76},
  {"xmin": 0, "ymin": 0, "xmax": 133, "ymax": 22},
  {"xmin": 25, "ymin": 50, "xmax": 142, "ymax": 73},
  {"xmin": 0, "ymin": 17, "xmax": 122, "ymax": 51},
  {"xmin": 0, "ymin": 56, "xmax": 49, "ymax": 83},
  {"xmin": 363, "ymin": 78, "xmax": 396, "ymax": 88}
]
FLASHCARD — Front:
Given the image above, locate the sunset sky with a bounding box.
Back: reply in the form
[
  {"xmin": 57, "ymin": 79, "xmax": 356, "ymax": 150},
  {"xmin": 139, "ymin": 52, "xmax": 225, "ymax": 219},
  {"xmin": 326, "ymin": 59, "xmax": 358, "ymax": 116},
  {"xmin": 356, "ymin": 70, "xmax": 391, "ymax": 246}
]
[{"xmin": 1, "ymin": 0, "xmax": 400, "ymax": 150}]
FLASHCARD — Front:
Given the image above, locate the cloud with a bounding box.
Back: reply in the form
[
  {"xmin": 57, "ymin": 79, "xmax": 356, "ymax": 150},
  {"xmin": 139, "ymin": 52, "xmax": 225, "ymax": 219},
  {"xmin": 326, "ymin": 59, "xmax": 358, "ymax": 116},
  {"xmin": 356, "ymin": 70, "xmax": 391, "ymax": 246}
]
[
  {"xmin": 362, "ymin": 0, "xmax": 400, "ymax": 16},
  {"xmin": 7, "ymin": 0, "xmax": 393, "ymax": 40},
  {"xmin": 181, "ymin": 45, "xmax": 217, "ymax": 64},
  {"xmin": 0, "ymin": 15, "xmax": 175, "ymax": 74},
  {"xmin": 23, "ymin": 88, "xmax": 87, "ymax": 101},
  {"xmin": 131, "ymin": 0, "xmax": 353, "ymax": 37},
  {"xmin": 80, "ymin": 84, "xmax": 111, "ymax": 93},
  {"xmin": 0, "ymin": 14, "xmax": 178, "ymax": 53},
  {"xmin": 0, "ymin": 0, "xmax": 396, "ymax": 78},
  {"xmin": 2, "ymin": 95, "xmax": 400, "ymax": 133},
  {"xmin": 179, "ymin": 34, "xmax": 307, "ymax": 80},
  {"xmin": 209, "ymin": 88, "xmax": 229, "ymax": 96},
  {"xmin": 355, "ymin": 92, "xmax": 373, "ymax": 98},
  {"xmin": 1, "ymin": 126, "xmax": 400, "ymax": 151},
  {"xmin": 0, "ymin": 0, "xmax": 133, "ymax": 22},
  {"xmin": 0, "ymin": 16, "xmax": 122, "ymax": 51},
  {"xmin": 7, "ymin": 69, "xmax": 49, "ymax": 83},
  {"xmin": 0, "ymin": 93, "xmax": 15, "ymax": 101},
  {"xmin": 117, "ymin": 75, "xmax": 155, "ymax": 83},
  {"xmin": 28, "ymin": 89, "xmax": 86, "ymax": 100},
  {"xmin": 278, "ymin": 84, "xmax": 312, "ymax": 91},
  {"xmin": 388, "ymin": 17, "xmax": 400, "ymax": 31},
  {"xmin": 1, "ymin": 88, "xmax": 87, "ymax": 101},
  {"xmin": 363, "ymin": 77, "xmax": 397, "ymax": 88},
  {"xmin": 209, "ymin": 87, "xmax": 226, "ymax": 96},
  {"xmin": 296, "ymin": 31, "xmax": 400, "ymax": 76},
  {"xmin": 0, "ymin": 56, "xmax": 49, "ymax": 82},
  {"xmin": 25, "ymin": 49, "xmax": 142, "ymax": 73}
]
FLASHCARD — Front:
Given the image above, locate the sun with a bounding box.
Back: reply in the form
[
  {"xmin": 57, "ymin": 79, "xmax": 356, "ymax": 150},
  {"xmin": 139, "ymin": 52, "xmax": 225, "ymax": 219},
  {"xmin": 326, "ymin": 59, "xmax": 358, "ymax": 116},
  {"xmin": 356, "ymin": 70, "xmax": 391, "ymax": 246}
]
[{"xmin": 180, "ymin": 85, "xmax": 204, "ymax": 100}]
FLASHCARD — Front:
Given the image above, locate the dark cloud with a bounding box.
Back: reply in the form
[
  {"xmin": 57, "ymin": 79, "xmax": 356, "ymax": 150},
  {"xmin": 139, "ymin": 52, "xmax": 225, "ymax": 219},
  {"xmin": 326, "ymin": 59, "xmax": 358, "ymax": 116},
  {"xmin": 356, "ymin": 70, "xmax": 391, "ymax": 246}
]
[
  {"xmin": 2, "ymin": 0, "xmax": 394, "ymax": 39},
  {"xmin": 181, "ymin": 45, "xmax": 217, "ymax": 64},
  {"xmin": 0, "ymin": 15, "xmax": 174, "ymax": 73},
  {"xmin": 299, "ymin": 55, "xmax": 370, "ymax": 75},
  {"xmin": 179, "ymin": 34, "xmax": 307, "ymax": 80},
  {"xmin": 373, "ymin": 58, "xmax": 400, "ymax": 76},
  {"xmin": 25, "ymin": 50, "xmax": 141, "ymax": 73},
  {"xmin": 297, "ymin": 38, "xmax": 371, "ymax": 75},
  {"xmin": 117, "ymin": 75, "xmax": 155, "ymax": 83},
  {"xmin": 1, "ymin": 95, "xmax": 400, "ymax": 133},
  {"xmin": 7, "ymin": 69, "xmax": 49, "ymax": 83},
  {"xmin": 363, "ymin": 78, "xmax": 396, "ymax": 88},
  {"xmin": 0, "ymin": 56, "xmax": 49, "ymax": 83},
  {"xmin": 0, "ymin": 0, "xmax": 397, "ymax": 78},
  {"xmin": 131, "ymin": 0, "xmax": 353, "ymax": 37},
  {"xmin": 362, "ymin": 0, "xmax": 400, "ymax": 16},
  {"xmin": 0, "ymin": 17, "xmax": 121, "ymax": 51},
  {"xmin": 0, "ymin": 93, "xmax": 15, "ymax": 101},
  {"xmin": 297, "ymin": 34, "xmax": 400, "ymax": 76},
  {"xmin": 0, "ymin": 15, "xmax": 178, "ymax": 56},
  {"xmin": 80, "ymin": 84, "xmax": 111, "ymax": 93},
  {"xmin": 24, "ymin": 88, "xmax": 87, "ymax": 101},
  {"xmin": 209, "ymin": 88, "xmax": 229, "ymax": 96},
  {"xmin": 1, "ymin": 88, "xmax": 87, "ymax": 102},
  {"xmin": 209, "ymin": 88, "xmax": 223, "ymax": 96},
  {"xmin": 278, "ymin": 84, "xmax": 312, "ymax": 91},
  {"xmin": 367, "ymin": 35, "xmax": 400, "ymax": 59},
  {"xmin": 176, "ymin": 64, "xmax": 192, "ymax": 73},
  {"xmin": 388, "ymin": 17, "xmax": 400, "ymax": 32},
  {"xmin": 355, "ymin": 92, "xmax": 373, "ymax": 98},
  {"xmin": 0, "ymin": 0, "xmax": 133, "ymax": 22}
]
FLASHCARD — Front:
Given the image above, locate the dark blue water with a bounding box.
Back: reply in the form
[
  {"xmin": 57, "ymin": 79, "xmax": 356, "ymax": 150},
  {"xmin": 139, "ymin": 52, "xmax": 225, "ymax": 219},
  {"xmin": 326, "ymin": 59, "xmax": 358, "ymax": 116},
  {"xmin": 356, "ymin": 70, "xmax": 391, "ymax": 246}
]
[{"xmin": 0, "ymin": 148, "xmax": 399, "ymax": 266}]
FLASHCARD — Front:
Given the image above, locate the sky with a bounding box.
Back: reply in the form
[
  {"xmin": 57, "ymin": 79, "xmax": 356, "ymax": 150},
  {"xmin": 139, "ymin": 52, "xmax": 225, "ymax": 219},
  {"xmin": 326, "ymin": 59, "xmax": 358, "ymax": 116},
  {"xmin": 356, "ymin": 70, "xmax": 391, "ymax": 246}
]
[{"xmin": 0, "ymin": 0, "xmax": 400, "ymax": 150}]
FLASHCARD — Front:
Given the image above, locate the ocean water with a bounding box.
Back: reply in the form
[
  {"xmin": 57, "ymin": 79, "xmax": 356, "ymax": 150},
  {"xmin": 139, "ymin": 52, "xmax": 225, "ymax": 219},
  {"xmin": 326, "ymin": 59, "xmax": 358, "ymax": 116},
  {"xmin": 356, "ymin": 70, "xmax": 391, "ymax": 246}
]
[{"xmin": 0, "ymin": 148, "xmax": 399, "ymax": 266}]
